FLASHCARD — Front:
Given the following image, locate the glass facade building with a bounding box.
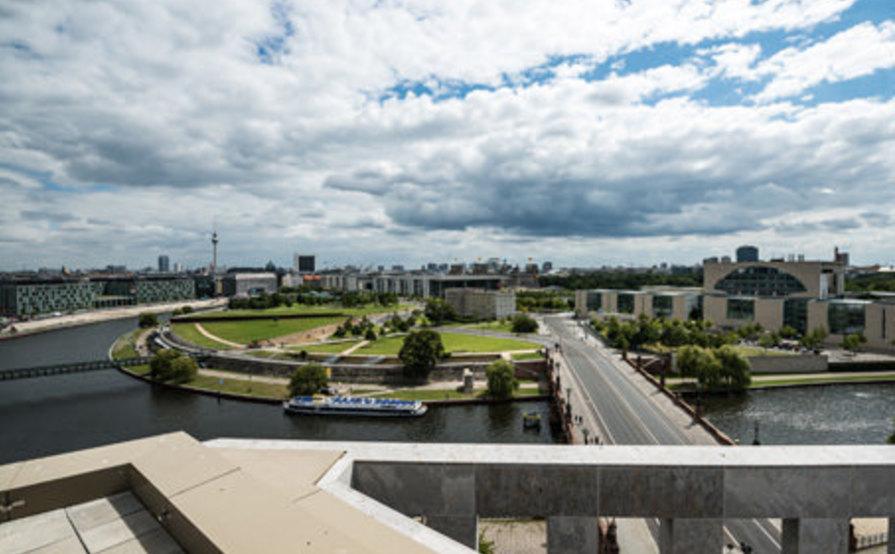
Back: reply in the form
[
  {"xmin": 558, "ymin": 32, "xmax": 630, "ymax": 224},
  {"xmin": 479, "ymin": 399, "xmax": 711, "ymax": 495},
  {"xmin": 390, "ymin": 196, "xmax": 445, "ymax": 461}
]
[
  {"xmin": 586, "ymin": 291, "xmax": 602, "ymax": 311},
  {"xmin": 726, "ymin": 298, "xmax": 755, "ymax": 321},
  {"xmin": 715, "ymin": 266, "xmax": 807, "ymax": 297},
  {"xmin": 652, "ymin": 295, "xmax": 673, "ymax": 318},
  {"xmin": 617, "ymin": 293, "xmax": 635, "ymax": 314},
  {"xmin": 827, "ymin": 301, "xmax": 866, "ymax": 335},
  {"xmin": 783, "ymin": 298, "xmax": 809, "ymax": 334}
]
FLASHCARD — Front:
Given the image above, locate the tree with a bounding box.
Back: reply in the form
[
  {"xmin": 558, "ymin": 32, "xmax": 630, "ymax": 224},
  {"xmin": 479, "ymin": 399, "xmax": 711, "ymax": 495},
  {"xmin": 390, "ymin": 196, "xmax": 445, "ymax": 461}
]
[
  {"xmin": 510, "ymin": 314, "xmax": 539, "ymax": 333},
  {"xmin": 485, "ymin": 359, "xmax": 518, "ymax": 399},
  {"xmin": 149, "ymin": 349, "xmax": 181, "ymax": 380},
  {"xmin": 841, "ymin": 333, "xmax": 866, "ymax": 353},
  {"xmin": 713, "ymin": 345, "xmax": 751, "ymax": 391},
  {"xmin": 399, "ymin": 329, "xmax": 445, "ymax": 379},
  {"xmin": 168, "ymin": 356, "xmax": 198, "ymax": 384},
  {"xmin": 364, "ymin": 327, "xmax": 377, "ymax": 341},
  {"xmin": 757, "ymin": 332, "xmax": 780, "ymax": 350},
  {"xmin": 289, "ymin": 363, "xmax": 329, "ymax": 396},
  {"xmin": 138, "ymin": 312, "xmax": 158, "ymax": 328},
  {"xmin": 801, "ymin": 326, "xmax": 828, "ymax": 350},
  {"xmin": 149, "ymin": 350, "xmax": 196, "ymax": 383},
  {"xmin": 779, "ymin": 325, "xmax": 799, "ymax": 339},
  {"xmin": 677, "ymin": 345, "xmax": 722, "ymax": 390},
  {"xmin": 424, "ymin": 298, "xmax": 457, "ymax": 325}
]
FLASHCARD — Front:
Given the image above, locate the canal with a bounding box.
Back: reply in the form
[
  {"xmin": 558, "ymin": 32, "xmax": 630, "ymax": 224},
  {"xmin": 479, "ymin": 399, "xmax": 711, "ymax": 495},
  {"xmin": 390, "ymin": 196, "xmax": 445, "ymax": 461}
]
[{"xmin": 0, "ymin": 318, "xmax": 557, "ymax": 464}]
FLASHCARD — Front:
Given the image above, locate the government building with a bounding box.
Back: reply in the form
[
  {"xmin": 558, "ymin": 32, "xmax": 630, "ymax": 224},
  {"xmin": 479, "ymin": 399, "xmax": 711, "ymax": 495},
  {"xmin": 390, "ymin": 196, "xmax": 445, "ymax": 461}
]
[{"xmin": 575, "ymin": 247, "xmax": 895, "ymax": 351}]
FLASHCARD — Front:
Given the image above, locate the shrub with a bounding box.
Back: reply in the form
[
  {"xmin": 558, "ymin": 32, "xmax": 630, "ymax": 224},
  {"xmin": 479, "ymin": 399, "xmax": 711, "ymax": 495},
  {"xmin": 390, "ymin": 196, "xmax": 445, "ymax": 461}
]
[
  {"xmin": 800, "ymin": 326, "xmax": 828, "ymax": 350},
  {"xmin": 399, "ymin": 329, "xmax": 445, "ymax": 380},
  {"xmin": 168, "ymin": 356, "xmax": 198, "ymax": 384},
  {"xmin": 841, "ymin": 333, "xmax": 867, "ymax": 353},
  {"xmin": 485, "ymin": 359, "xmax": 518, "ymax": 399},
  {"xmin": 289, "ymin": 363, "xmax": 329, "ymax": 396},
  {"xmin": 510, "ymin": 314, "xmax": 539, "ymax": 333},
  {"xmin": 364, "ymin": 327, "xmax": 377, "ymax": 341},
  {"xmin": 149, "ymin": 350, "xmax": 196, "ymax": 383},
  {"xmin": 149, "ymin": 349, "xmax": 180, "ymax": 380},
  {"xmin": 138, "ymin": 312, "xmax": 158, "ymax": 328}
]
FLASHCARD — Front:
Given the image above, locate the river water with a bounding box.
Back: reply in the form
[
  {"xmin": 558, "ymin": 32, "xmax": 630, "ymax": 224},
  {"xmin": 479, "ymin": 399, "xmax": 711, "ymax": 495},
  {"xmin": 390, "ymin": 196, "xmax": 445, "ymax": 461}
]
[
  {"xmin": 0, "ymin": 318, "xmax": 557, "ymax": 464},
  {"xmin": 703, "ymin": 384, "xmax": 895, "ymax": 445}
]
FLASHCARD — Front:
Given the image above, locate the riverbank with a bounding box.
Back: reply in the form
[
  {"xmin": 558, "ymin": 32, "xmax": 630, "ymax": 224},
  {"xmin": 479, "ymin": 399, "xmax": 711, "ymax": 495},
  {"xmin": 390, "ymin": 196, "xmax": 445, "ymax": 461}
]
[
  {"xmin": 113, "ymin": 327, "xmax": 549, "ymax": 407},
  {"xmin": 1, "ymin": 298, "xmax": 227, "ymax": 340},
  {"xmin": 667, "ymin": 370, "xmax": 895, "ymax": 392}
]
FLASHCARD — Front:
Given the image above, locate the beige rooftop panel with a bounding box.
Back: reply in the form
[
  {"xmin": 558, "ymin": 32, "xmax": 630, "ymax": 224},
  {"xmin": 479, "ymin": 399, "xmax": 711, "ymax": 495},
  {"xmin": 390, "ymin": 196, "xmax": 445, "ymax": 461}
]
[
  {"xmin": 0, "ymin": 508, "xmax": 76, "ymax": 554},
  {"xmin": 213, "ymin": 447, "xmax": 344, "ymax": 502}
]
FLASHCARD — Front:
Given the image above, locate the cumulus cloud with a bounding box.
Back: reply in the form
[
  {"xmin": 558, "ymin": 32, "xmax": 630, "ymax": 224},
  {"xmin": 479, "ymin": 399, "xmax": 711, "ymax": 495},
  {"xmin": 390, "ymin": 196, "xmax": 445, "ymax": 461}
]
[
  {"xmin": 752, "ymin": 21, "xmax": 895, "ymax": 101},
  {"xmin": 1, "ymin": 0, "xmax": 894, "ymax": 268}
]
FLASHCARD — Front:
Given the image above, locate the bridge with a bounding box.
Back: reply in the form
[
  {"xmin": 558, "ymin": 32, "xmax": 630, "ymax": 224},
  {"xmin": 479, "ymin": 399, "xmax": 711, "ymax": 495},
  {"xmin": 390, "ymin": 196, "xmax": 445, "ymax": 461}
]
[{"xmin": 0, "ymin": 357, "xmax": 153, "ymax": 381}]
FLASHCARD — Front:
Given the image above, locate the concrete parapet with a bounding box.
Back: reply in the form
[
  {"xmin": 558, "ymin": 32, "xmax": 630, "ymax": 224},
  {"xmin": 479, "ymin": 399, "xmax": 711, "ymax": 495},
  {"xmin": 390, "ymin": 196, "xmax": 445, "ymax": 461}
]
[
  {"xmin": 218, "ymin": 439, "xmax": 895, "ymax": 554},
  {"xmin": 547, "ymin": 516, "xmax": 598, "ymax": 554}
]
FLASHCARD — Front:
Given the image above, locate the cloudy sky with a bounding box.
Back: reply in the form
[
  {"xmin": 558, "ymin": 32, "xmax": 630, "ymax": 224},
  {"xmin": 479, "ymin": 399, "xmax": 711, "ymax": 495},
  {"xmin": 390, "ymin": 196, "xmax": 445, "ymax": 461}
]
[{"xmin": 1, "ymin": 0, "xmax": 893, "ymax": 271}]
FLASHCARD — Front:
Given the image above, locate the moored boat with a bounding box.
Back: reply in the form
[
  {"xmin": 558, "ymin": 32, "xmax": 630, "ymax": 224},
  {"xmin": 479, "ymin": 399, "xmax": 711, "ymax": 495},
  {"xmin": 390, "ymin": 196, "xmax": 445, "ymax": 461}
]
[{"xmin": 283, "ymin": 395, "xmax": 427, "ymax": 417}]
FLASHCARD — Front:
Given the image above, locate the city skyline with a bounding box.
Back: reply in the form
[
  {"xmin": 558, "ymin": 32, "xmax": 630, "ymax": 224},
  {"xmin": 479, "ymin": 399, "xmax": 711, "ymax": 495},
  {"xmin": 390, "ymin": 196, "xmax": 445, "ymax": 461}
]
[{"xmin": 1, "ymin": 1, "xmax": 894, "ymax": 269}]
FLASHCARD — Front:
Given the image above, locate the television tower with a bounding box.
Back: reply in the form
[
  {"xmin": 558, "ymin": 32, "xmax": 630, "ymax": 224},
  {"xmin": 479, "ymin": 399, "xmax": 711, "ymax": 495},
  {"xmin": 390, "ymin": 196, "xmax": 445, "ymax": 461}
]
[{"xmin": 211, "ymin": 228, "xmax": 219, "ymax": 275}]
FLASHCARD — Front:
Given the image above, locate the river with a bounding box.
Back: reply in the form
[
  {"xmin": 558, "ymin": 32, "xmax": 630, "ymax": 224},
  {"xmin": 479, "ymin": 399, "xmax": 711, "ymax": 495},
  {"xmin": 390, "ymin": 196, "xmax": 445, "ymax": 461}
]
[
  {"xmin": 703, "ymin": 383, "xmax": 895, "ymax": 445},
  {"xmin": 0, "ymin": 317, "xmax": 557, "ymax": 464}
]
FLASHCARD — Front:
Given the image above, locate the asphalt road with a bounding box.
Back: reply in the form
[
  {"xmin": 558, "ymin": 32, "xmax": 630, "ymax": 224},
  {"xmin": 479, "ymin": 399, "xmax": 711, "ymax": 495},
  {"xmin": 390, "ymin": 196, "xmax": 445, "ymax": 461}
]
[{"xmin": 543, "ymin": 315, "xmax": 782, "ymax": 554}]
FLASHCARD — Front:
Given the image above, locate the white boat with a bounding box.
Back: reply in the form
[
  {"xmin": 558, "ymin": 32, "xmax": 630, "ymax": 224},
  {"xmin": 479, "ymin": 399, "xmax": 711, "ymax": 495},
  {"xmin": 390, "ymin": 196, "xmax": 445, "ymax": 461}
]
[{"xmin": 283, "ymin": 395, "xmax": 427, "ymax": 417}]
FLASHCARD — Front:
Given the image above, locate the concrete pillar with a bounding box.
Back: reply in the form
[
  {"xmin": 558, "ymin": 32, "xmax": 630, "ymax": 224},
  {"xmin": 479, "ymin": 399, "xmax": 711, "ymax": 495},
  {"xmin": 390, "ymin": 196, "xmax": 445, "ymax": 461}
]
[
  {"xmin": 658, "ymin": 518, "xmax": 723, "ymax": 554},
  {"xmin": 426, "ymin": 515, "xmax": 478, "ymax": 550},
  {"xmin": 782, "ymin": 518, "xmax": 849, "ymax": 553},
  {"xmin": 888, "ymin": 518, "xmax": 894, "ymax": 554},
  {"xmin": 547, "ymin": 516, "xmax": 598, "ymax": 554}
]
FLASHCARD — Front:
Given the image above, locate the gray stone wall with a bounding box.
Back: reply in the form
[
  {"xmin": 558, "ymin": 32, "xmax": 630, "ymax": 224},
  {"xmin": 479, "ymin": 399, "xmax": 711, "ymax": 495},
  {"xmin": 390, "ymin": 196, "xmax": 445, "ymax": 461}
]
[{"xmin": 747, "ymin": 354, "xmax": 828, "ymax": 374}]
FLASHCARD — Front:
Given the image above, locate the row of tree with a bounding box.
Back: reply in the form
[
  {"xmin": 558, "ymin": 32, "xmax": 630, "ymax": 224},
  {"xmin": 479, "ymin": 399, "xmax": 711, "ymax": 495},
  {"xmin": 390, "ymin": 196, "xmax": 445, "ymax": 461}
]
[
  {"xmin": 540, "ymin": 271, "xmax": 701, "ymax": 291},
  {"xmin": 677, "ymin": 345, "xmax": 751, "ymax": 392},
  {"xmin": 516, "ymin": 290, "xmax": 572, "ymax": 312}
]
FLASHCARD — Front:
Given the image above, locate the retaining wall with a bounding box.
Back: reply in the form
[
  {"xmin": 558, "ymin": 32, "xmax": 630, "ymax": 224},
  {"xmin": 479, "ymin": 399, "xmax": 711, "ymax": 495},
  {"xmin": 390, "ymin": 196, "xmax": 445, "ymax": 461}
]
[
  {"xmin": 747, "ymin": 354, "xmax": 828, "ymax": 374},
  {"xmin": 205, "ymin": 354, "xmax": 546, "ymax": 385}
]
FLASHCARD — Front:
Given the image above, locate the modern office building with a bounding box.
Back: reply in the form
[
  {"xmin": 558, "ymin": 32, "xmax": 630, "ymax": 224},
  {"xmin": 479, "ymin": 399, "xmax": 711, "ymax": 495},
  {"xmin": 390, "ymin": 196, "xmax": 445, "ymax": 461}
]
[
  {"xmin": 294, "ymin": 254, "xmax": 316, "ymax": 274},
  {"xmin": 158, "ymin": 255, "xmax": 170, "ymax": 273},
  {"xmin": 574, "ymin": 287, "xmax": 702, "ymax": 321},
  {"xmin": 735, "ymin": 245, "xmax": 759, "ymax": 263},
  {"xmin": 445, "ymin": 288, "xmax": 516, "ymax": 320},
  {"xmin": 222, "ymin": 272, "xmax": 278, "ymax": 297},
  {"xmin": 0, "ymin": 275, "xmax": 196, "ymax": 317},
  {"xmin": 320, "ymin": 270, "xmax": 509, "ymax": 299}
]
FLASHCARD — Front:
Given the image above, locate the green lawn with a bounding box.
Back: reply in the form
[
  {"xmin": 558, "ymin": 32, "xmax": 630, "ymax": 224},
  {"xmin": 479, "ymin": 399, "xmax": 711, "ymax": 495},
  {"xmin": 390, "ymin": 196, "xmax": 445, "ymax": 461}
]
[
  {"xmin": 171, "ymin": 322, "xmax": 235, "ymax": 350},
  {"xmin": 355, "ymin": 332, "xmax": 540, "ymax": 356},
  {"xmin": 302, "ymin": 340, "xmax": 362, "ymax": 354},
  {"xmin": 111, "ymin": 328, "xmax": 143, "ymax": 360},
  {"xmin": 200, "ymin": 317, "xmax": 342, "ymax": 345},
  {"xmin": 464, "ymin": 320, "xmax": 515, "ymax": 333},
  {"xmin": 187, "ymin": 373, "xmax": 289, "ymax": 399},
  {"xmin": 187, "ymin": 303, "xmax": 414, "ymax": 320},
  {"xmin": 731, "ymin": 345, "xmax": 795, "ymax": 357},
  {"xmin": 511, "ymin": 351, "xmax": 545, "ymax": 361},
  {"xmin": 752, "ymin": 373, "xmax": 895, "ymax": 388}
]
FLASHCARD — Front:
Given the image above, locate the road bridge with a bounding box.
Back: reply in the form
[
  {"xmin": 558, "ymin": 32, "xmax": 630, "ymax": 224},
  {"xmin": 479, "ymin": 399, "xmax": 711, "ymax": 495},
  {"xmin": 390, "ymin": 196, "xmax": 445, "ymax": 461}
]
[{"xmin": 542, "ymin": 314, "xmax": 783, "ymax": 553}]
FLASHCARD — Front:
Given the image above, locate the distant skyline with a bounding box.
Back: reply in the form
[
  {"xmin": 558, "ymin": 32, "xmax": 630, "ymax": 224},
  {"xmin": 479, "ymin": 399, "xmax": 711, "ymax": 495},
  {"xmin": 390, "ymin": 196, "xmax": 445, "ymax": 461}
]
[{"xmin": 1, "ymin": 1, "xmax": 894, "ymax": 270}]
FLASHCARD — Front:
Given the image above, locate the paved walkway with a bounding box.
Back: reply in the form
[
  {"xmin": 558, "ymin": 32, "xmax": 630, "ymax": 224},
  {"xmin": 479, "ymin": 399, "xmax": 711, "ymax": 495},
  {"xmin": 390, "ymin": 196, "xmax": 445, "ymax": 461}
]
[
  {"xmin": 2, "ymin": 298, "xmax": 226, "ymax": 338},
  {"xmin": 194, "ymin": 322, "xmax": 243, "ymax": 349}
]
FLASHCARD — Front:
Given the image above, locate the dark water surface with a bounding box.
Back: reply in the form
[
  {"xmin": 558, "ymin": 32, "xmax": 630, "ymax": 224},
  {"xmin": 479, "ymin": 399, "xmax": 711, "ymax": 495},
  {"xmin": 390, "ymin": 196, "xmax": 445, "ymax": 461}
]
[
  {"xmin": 0, "ymin": 318, "xmax": 556, "ymax": 464},
  {"xmin": 703, "ymin": 383, "xmax": 895, "ymax": 445}
]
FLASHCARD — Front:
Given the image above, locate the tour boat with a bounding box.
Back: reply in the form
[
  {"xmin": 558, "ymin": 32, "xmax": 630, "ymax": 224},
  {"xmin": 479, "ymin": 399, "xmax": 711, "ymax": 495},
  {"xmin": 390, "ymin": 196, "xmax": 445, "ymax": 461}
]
[
  {"xmin": 283, "ymin": 395, "xmax": 427, "ymax": 417},
  {"xmin": 522, "ymin": 411, "xmax": 542, "ymax": 429}
]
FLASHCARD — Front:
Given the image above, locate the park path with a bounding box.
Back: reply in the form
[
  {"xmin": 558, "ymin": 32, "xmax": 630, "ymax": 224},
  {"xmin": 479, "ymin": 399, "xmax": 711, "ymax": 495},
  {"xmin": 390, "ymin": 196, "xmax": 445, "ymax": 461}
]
[
  {"xmin": 340, "ymin": 340, "xmax": 369, "ymax": 355},
  {"xmin": 194, "ymin": 323, "xmax": 244, "ymax": 349}
]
